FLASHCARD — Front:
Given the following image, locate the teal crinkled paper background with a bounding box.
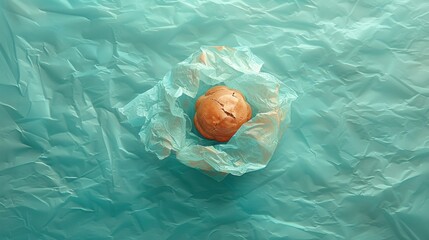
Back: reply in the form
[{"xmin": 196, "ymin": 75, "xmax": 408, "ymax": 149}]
[{"xmin": 1, "ymin": 0, "xmax": 428, "ymax": 239}]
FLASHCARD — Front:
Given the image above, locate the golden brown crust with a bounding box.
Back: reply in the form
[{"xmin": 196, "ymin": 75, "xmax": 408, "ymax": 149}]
[{"xmin": 194, "ymin": 86, "xmax": 252, "ymax": 142}]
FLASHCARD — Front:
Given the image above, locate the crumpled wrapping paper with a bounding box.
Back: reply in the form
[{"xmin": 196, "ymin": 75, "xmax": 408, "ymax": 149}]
[
  {"xmin": 119, "ymin": 46, "xmax": 297, "ymax": 180},
  {"xmin": 1, "ymin": 0, "xmax": 429, "ymax": 239}
]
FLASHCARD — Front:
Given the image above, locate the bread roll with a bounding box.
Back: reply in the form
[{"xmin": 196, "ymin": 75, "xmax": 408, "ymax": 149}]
[{"xmin": 194, "ymin": 86, "xmax": 252, "ymax": 142}]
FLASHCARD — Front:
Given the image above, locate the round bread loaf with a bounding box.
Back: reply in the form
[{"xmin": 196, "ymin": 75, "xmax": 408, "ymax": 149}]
[{"xmin": 194, "ymin": 86, "xmax": 252, "ymax": 142}]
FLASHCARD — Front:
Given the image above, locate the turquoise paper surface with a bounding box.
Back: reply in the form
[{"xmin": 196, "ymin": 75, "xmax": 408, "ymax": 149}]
[{"xmin": 1, "ymin": 0, "xmax": 428, "ymax": 239}]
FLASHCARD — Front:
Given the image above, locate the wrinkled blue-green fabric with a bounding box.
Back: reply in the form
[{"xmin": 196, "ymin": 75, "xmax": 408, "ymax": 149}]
[
  {"xmin": 119, "ymin": 46, "xmax": 297, "ymax": 180},
  {"xmin": 1, "ymin": 0, "xmax": 429, "ymax": 239}
]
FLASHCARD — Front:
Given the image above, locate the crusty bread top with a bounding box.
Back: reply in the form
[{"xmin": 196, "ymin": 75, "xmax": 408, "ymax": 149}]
[{"xmin": 194, "ymin": 86, "xmax": 252, "ymax": 142}]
